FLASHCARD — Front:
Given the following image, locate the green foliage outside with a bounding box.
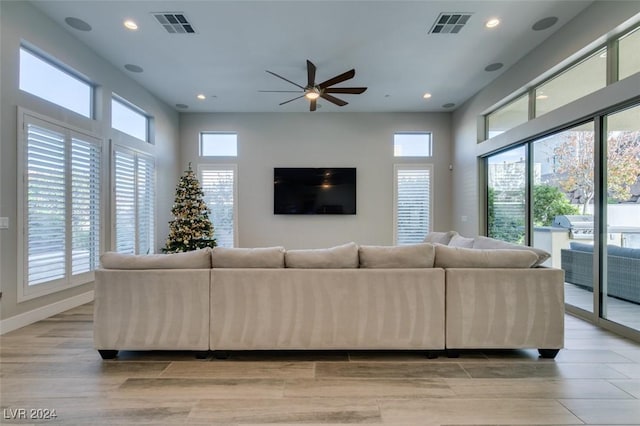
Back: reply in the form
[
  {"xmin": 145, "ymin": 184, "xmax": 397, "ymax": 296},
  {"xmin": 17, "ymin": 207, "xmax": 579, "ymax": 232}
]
[{"xmin": 532, "ymin": 185, "xmax": 580, "ymax": 226}]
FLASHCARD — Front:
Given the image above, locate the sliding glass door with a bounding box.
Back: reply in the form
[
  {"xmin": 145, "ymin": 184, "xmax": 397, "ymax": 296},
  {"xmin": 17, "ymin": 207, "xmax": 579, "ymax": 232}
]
[
  {"xmin": 485, "ymin": 102, "xmax": 640, "ymax": 335},
  {"xmin": 602, "ymin": 105, "xmax": 640, "ymax": 331}
]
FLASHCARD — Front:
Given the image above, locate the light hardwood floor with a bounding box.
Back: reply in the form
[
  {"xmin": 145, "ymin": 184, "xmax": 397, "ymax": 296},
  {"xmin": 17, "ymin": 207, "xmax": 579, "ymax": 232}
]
[{"xmin": 1, "ymin": 302, "xmax": 640, "ymax": 425}]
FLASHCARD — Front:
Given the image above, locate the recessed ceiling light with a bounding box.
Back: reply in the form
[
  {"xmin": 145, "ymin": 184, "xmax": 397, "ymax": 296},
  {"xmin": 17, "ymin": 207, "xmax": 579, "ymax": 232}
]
[
  {"xmin": 423, "ymin": 93, "xmax": 432, "ymax": 99},
  {"xmin": 196, "ymin": 94, "xmax": 206, "ymax": 100},
  {"xmin": 124, "ymin": 19, "xmax": 138, "ymax": 30},
  {"xmin": 485, "ymin": 18, "xmax": 500, "ymax": 28},
  {"xmin": 65, "ymin": 17, "xmax": 92, "ymax": 31}
]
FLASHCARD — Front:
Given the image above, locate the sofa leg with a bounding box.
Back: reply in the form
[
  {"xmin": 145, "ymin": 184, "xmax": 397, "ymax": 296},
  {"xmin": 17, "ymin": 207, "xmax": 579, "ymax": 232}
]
[
  {"xmin": 98, "ymin": 350, "xmax": 118, "ymax": 359},
  {"xmin": 446, "ymin": 349, "xmax": 460, "ymax": 358},
  {"xmin": 195, "ymin": 351, "xmax": 209, "ymax": 359},
  {"xmin": 538, "ymin": 349, "xmax": 560, "ymax": 359},
  {"xmin": 213, "ymin": 350, "xmax": 229, "ymax": 360},
  {"xmin": 425, "ymin": 351, "xmax": 438, "ymax": 359}
]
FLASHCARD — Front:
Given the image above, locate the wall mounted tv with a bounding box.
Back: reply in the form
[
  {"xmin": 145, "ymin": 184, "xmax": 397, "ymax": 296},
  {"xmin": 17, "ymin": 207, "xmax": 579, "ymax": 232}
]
[{"xmin": 274, "ymin": 168, "xmax": 356, "ymax": 215}]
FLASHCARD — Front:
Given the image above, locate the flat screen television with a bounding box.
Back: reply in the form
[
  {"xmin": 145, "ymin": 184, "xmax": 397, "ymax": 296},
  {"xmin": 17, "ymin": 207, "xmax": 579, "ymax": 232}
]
[{"xmin": 274, "ymin": 168, "xmax": 356, "ymax": 215}]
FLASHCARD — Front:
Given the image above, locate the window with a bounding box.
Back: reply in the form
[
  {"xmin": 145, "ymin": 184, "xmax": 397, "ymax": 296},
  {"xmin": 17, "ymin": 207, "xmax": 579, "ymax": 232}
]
[
  {"xmin": 618, "ymin": 26, "xmax": 640, "ymax": 81},
  {"xmin": 486, "ymin": 146, "xmax": 526, "ymax": 244},
  {"xmin": 200, "ymin": 132, "xmax": 238, "ymax": 156},
  {"xmin": 393, "ymin": 133, "xmax": 432, "ymax": 157},
  {"xmin": 19, "ymin": 47, "xmax": 92, "ymax": 118},
  {"xmin": 394, "ymin": 165, "xmax": 432, "ymax": 245},
  {"xmin": 535, "ymin": 48, "xmax": 607, "ymax": 118},
  {"xmin": 112, "ymin": 146, "xmax": 155, "ymax": 253},
  {"xmin": 111, "ymin": 96, "xmax": 148, "ymax": 142},
  {"xmin": 199, "ymin": 165, "xmax": 237, "ymax": 247},
  {"xmin": 18, "ymin": 111, "xmax": 101, "ymax": 300},
  {"xmin": 486, "ymin": 94, "xmax": 529, "ymax": 139}
]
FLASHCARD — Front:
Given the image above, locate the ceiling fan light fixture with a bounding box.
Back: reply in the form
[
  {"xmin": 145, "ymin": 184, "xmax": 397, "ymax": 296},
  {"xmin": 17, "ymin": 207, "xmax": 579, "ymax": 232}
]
[{"xmin": 305, "ymin": 89, "xmax": 321, "ymax": 100}]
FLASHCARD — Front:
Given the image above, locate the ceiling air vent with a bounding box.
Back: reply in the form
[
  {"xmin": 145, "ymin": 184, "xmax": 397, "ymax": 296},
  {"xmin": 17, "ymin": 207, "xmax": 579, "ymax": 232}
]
[
  {"xmin": 429, "ymin": 13, "xmax": 472, "ymax": 34},
  {"xmin": 152, "ymin": 12, "xmax": 196, "ymax": 34}
]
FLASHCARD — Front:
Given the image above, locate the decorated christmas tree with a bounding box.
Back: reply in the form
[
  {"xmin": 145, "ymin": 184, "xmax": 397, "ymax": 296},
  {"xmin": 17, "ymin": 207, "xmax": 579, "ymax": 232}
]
[{"xmin": 163, "ymin": 163, "xmax": 216, "ymax": 253}]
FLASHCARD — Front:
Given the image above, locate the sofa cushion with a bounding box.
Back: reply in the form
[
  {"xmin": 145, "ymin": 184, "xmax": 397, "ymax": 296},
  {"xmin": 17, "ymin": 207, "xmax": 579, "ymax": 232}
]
[
  {"xmin": 434, "ymin": 245, "xmax": 538, "ymax": 268},
  {"xmin": 448, "ymin": 234, "xmax": 475, "ymax": 248},
  {"xmin": 285, "ymin": 242, "xmax": 359, "ymax": 268},
  {"xmin": 359, "ymin": 243, "xmax": 435, "ymax": 268},
  {"xmin": 472, "ymin": 236, "xmax": 550, "ymax": 267},
  {"xmin": 211, "ymin": 246, "xmax": 285, "ymax": 268},
  {"xmin": 423, "ymin": 230, "xmax": 458, "ymax": 245},
  {"xmin": 100, "ymin": 249, "xmax": 211, "ymax": 270}
]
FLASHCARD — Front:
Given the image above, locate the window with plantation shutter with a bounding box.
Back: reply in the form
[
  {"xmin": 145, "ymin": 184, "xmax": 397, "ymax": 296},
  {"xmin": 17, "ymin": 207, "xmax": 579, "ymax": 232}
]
[
  {"xmin": 19, "ymin": 111, "xmax": 102, "ymax": 300},
  {"xmin": 394, "ymin": 165, "xmax": 432, "ymax": 245},
  {"xmin": 199, "ymin": 165, "xmax": 237, "ymax": 248},
  {"xmin": 113, "ymin": 146, "xmax": 155, "ymax": 254}
]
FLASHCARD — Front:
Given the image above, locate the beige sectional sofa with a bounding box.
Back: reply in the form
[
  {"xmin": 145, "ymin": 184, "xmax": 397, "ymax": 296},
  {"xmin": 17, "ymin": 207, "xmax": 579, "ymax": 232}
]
[{"xmin": 94, "ymin": 236, "xmax": 564, "ymax": 360}]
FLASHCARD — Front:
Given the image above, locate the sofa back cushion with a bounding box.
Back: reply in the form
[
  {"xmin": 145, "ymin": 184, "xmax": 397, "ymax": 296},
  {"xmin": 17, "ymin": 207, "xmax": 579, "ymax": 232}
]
[
  {"xmin": 434, "ymin": 245, "xmax": 538, "ymax": 268},
  {"xmin": 100, "ymin": 248, "xmax": 211, "ymax": 270},
  {"xmin": 359, "ymin": 243, "xmax": 435, "ymax": 268},
  {"xmin": 448, "ymin": 234, "xmax": 475, "ymax": 248},
  {"xmin": 472, "ymin": 236, "xmax": 550, "ymax": 267},
  {"xmin": 211, "ymin": 246, "xmax": 285, "ymax": 268},
  {"xmin": 285, "ymin": 242, "xmax": 359, "ymax": 268},
  {"xmin": 423, "ymin": 230, "xmax": 458, "ymax": 245}
]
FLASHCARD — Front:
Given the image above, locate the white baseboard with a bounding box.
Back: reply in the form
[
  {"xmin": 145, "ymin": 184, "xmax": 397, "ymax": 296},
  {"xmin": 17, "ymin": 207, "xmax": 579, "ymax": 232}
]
[{"xmin": 0, "ymin": 291, "xmax": 94, "ymax": 335}]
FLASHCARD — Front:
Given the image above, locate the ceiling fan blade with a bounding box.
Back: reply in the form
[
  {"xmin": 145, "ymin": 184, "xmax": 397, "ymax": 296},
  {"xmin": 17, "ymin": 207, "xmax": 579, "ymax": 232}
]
[
  {"xmin": 258, "ymin": 90, "xmax": 304, "ymax": 93},
  {"xmin": 307, "ymin": 60, "xmax": 316, "ymax": 87},
  {"xmin": 318, "ymin": 69, "xmax": 355, "ymax": 89},
  {"xmin": 265, "ymin": 70, "xmax": 305, "ymax": 89},
  {"xmin": 324, "ymin": 87, "xmax": 367, "ymax": 94},
  {"xmin": 310, "ymin": 99, "xmax": 317, "ymax": 112},
  {"xmin": 320, "ymin": 93, "xmax": 348, "ymax": 107},
  {"xmin": 279, "ymin": 94, "xmax": 306, "ymax": 106}
]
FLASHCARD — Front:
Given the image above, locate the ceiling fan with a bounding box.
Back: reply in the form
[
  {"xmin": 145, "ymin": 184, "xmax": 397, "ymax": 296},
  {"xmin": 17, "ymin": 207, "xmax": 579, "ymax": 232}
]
[{"xmin": 261, "ymin": 60, "xmax": 367, "ymax": 111}]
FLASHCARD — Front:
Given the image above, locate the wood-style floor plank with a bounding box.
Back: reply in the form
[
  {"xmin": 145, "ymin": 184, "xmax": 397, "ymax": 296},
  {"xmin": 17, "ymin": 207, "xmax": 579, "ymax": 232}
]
[{"xmin": 1, "ymin": 302, "xmax": 640, "ymax": 425}]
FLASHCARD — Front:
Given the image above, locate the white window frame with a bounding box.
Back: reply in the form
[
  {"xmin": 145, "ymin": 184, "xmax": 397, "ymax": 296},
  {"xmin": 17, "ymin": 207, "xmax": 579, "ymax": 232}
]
[
  {"xmin": 111, "ymin": 144, "xmax": 156, "ymax": 254},
  {"xmin": 17, "ymin": 108, "xmax": 103, "ymax": 302},
  {"xmin": 198, "ymin": 164, "xmax": 238, "ymax": 247},
  {"xmin": 393, "ymin": 164, "xmax": 433, "ymax": 245},
  {"xmin": 200, "ymin": 132, "xmax": 238, "ymax": 157}
]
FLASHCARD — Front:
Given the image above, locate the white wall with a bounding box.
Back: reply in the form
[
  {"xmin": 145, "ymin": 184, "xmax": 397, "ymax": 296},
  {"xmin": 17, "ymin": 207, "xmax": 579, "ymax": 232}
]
[
  {"xmin": 451, "ymin": 1, "xmax": 640, "ymax": 237},
  {"xmin": 180, "ymin": 112, "xmax": 452, "ymax": 249},
  {"xmin": 0, "ymin": 1, "xmax": 180, "ymax": 323}
]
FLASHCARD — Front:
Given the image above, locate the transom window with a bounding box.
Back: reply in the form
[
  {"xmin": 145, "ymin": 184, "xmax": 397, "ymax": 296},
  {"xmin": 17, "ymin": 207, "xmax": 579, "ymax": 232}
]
[
  {"xmin": 19, "ymin": 46, "xmax": 92, "ymax": 118},
  {"xmin": 393, "ymin": 133, "xmax": 432, "ymax": 157},
  {"xmin": 111, "ymin": 96, "xmax": 149, "ymax": 142},
  {"xmin": 200, "ymin": 132, "xmax": 238, "ymax": 156}
]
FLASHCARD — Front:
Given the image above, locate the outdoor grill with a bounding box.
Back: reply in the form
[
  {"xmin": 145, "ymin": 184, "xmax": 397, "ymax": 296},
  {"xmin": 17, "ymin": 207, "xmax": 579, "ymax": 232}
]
[{"xmin": 554, "ymin": 215, "xmax": 594, "ymax": 239}]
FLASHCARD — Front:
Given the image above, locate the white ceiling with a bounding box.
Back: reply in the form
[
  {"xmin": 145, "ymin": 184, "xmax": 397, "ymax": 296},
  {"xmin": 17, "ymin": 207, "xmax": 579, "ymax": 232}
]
[{"xmin": 30, "ymin": 0, "xmax": 594, "ymax": 113}]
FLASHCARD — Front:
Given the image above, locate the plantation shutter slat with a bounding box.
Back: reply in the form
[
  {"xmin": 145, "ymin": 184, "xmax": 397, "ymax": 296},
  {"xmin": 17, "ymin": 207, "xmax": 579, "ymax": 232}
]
[
  {"xmin": 137, "ymin": 155, "xmax": 155, "ymax": 255},
  {"xmin": 114, "ymin": 150, "xmax": 136, "ymax": 254},
  {"xmin": 71, "ymin": 137, "xmax": 101, "ymax": 274},
  {"xmin": 26, "ymin": 124, "xmax": 66, "ymax": 285},
  {"xmin": 201, "ymin": 167, "xmax": 235, "ymax": 248},
  {"xmin": 395, "ymin": 166, "xmax": 431, "ymax": 245}
]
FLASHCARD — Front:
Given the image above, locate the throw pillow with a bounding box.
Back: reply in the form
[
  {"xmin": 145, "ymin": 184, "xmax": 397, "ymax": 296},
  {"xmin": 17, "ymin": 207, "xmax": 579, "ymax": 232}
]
[
  {"xmin": 285, "ymin": 242, "xmax": 359, "ymax": 268},
  {"xmin": 359, "ymin": 243, "xmax": 435, "ymax": 268},
  {"xmin": 423, "ymin": 230, "xmax": 458, "ymax": 245},
  {"xmin": 472, "ymin": 235, "xmax": 551, "ymax": 267},
  {"xmin": 100, "ymin": 248, "xmax": 212, "ymax": 270},
  {"xmin": 434, "ymin": 245, "xmax": 538, "ymax": 268},
  {"xmin": 211, "ymin": 246, "xmax": 285, "ymax": 268},
  {"xmin": 448, "ymin": 234, "xmax": 475, "ymax": 248}
]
